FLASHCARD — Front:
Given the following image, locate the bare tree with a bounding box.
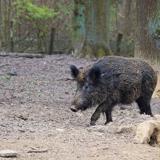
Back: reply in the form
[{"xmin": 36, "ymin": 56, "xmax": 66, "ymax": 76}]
[
  {"xmin": 73, "ymin": 0, "xmax": 111, "ymax": 57},
  {"xmin": 135, "ymin": 0, "xmax": 160, "ymax": 64},
  {"xmin": 116, "ymin": 0, "xmax": 135, "ymax": 54}
]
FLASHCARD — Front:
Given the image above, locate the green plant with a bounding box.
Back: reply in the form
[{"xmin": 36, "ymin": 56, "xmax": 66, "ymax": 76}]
[
  {"xmin": 14, "ymin": 0, "xmax": 58, "ymax": 52},
  {"xmin": 15, "ymin": 0, "xmax": 58, "ymax": 21}
]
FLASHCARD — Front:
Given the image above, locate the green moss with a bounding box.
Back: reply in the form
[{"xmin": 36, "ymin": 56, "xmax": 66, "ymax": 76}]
[{"xmin": 96, "ymin": 48, "xmax": 106, "ymax": 57}]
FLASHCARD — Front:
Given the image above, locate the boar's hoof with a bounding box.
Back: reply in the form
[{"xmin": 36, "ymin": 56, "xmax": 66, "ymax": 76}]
[
  {"xmin": 70, "ymin": 106, "xmax": 78, "ymax": 112},
  {"xmin": 104, "ymin": 120, "xmax": 113, "ymax": 125},
  {"xmin": 90, "ymin": 121, "xmax": 96, "ymax": 126}
]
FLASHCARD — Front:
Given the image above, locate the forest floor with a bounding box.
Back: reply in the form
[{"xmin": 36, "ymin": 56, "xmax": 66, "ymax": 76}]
[{"xmin": 0, "ymin": 54, "xmax": 159, "ymax": 160}]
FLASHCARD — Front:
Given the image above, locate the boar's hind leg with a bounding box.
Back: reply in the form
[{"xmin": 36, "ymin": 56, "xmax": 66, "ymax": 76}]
[{"xmin": 136, "ymin": 96, "xmax": 153, "ymax": 116}]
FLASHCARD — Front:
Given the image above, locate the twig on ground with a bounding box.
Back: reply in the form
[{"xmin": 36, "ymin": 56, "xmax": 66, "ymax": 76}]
[
  {"xmin": 0, "ymin": 53, "xmax": 45, "ymax": 59},
  {"xmin": 27, "ymin": 149, "xmax": 48, "ymax": 153}
]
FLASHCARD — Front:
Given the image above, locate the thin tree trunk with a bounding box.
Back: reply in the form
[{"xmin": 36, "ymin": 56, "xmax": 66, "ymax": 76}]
[
  {"xmin": 116, "ymin": 33, "xmax": 123, "ymax": 54},
  {"xmin": 8, "ymin": 0, "xmax": 14, "ymax": 52},
  {"xmin": 72, "ymin": 0, "xmax": 85, "ymax": 56},
  {"xmin": 0, "ymin": 0, "xmax": 2, "ymax": 49},
  {"xmin": 10, "ymin": 20, "xmax": 14, "ymax": 52},
  {"xmin": 116, "ymin": 0, "xmax": 133, "ymax": 55},
  {"xmin": 48, "ymin": 28, "xmax": 55, "ymax": 55}
]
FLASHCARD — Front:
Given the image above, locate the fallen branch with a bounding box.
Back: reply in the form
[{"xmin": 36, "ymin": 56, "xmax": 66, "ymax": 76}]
[
  {"xmin": 27, "ymin": 149, "xmax": 48, "ymax": 153},
  {"xmin": 0, "ymin": 53, "xmax": 45, "ymax": 59},
  {"xmin": 57, "ymin": 78, "xmax": 74, "ymax": 81}
]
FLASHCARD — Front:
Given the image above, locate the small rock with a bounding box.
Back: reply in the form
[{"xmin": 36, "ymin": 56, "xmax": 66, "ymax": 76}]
[
  {"xmin": 0, "ymin": 150, "xmax": 18, "ymax": 158},
  {"xmin": 56, "ymin": 128, "xmax": 65, "ymax": 132},
  {"xmin": 17, "ymin": 115, "xmax": 28, "ymax": 121},
  {"xmin": 94, "ymin": 132, "xmax": 104, "ymax": 136},
  {"xmin": 116, "ymin": 125, "xmax": 133, "ymax": 134},
  {"xmin": 75, "ymin": 112, "xmax": 83, "ymax": 117},
  {"xmin": 102, "ymin": 147, "xmax": 109, "ymax": 150},
  {"xmin": 8, "ymin": 68, "xmax": 17, "ymax": 76},
  {"xmin": 18, "ymin": 129, "xmax": 25, "ymax": 133}
]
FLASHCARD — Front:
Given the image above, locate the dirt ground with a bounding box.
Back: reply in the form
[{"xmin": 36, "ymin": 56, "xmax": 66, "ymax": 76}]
[{"xmin": 0, "ymin": 54, "xmax": 160, "ymax": 160}]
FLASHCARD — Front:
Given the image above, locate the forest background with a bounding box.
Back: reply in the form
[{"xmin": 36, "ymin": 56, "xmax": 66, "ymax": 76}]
[{"xmin": 0, "ymin": 0, "xmax": 160, "ymax": 65}]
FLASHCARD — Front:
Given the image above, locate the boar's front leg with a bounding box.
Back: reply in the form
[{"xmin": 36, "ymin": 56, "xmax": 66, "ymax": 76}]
[
  {"xmin": 90, "ymin": 106, "xmax": 102, "ymax": 126},
  {"xmin": 90, "ymin": 101, "xmax": 113, "ymax": 126},
  {"xmin": 104, "ymin": 108, "xmax": 112, "ymax": 125}
]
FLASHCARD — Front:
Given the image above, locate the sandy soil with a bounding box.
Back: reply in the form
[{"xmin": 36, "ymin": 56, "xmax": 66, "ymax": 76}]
[{"xmin": 0, "ymin": 54, "xmax": 159, "ymax": 160}]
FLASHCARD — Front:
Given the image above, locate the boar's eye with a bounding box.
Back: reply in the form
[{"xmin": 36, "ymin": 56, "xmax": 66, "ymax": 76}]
[{"xmin": 88, "ymin": 66, "xmax": 101, "ymax": 84}]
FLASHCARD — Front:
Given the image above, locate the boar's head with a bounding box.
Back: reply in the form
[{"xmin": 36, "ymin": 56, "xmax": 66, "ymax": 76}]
[{"xmin": 70, "ymin": 65, "xmax": 102, "ymax": 112}]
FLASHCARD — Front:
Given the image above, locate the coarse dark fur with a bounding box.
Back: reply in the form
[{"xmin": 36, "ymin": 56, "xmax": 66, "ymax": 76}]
[{"xmin": 70, "ymin": 56, "xmax": 157, "ymax": 125}]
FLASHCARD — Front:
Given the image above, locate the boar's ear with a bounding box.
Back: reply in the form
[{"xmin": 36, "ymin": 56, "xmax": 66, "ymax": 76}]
[
  {"xmin": 88, "ymin": 66, "xmax": 101, "ymax": 83},
  {"xmin": 70, "ymin": 65, "xmax": 79, "ymax": 79}
]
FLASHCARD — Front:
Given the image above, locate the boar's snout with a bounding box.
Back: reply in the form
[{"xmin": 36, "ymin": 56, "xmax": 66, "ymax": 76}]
[
  {"xmin": 70, "ymin": 97, "xmax": 91, "ymax": 112},
  {"xmin": 70, "ymin": 99, "xmax": 81, "ymax": 112},
  {"xmin": 70, "ymin": 106, "xmax": 78, "ymax": 112}
]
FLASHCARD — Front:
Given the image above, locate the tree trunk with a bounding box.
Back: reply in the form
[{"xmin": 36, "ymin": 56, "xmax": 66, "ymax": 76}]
[
  {"xmin": 135, "ymin": 0, "xmax": 160, "ymax": 64},
  {"xmin": 0, "ymin": 0, "xmax": 13, "ymax": 52},
  {"xmin": 0, "ymin": 0, "xmax": 2, "ymax": 49},
  {"xmin": 72, "ymin": 0, "xmax": 85, "ymax": 56},
  {"xmin": 4, "ymin": 0, "xmax": 10, "ymax": 51},
  {"xmin": 117, "ymin": 0, "xmax": 133, "ymax": 36},
  {"xmin": 116, "ymin": 0, "xmax": 135, "ymax": 55},
  {"xmin": 73, "ymin": 0, "xmax": 111, "ymax": 57},
  {"xmin": 10, "ymin": 20, "xmax": 14, "ymax": 52},
  {"xmin": 9, "ymin": 0, "xmax": 14, "ymax": 52},
  {"xmin": 48, "ymin": 28, "xmax": 55, "ymax": 55},
  {"xmin": 116, "ymin": 33, "xmax": 123, "ymax": 54},
  {"xmin": 83, "ymin": 0, "xmax": 111, "ymax": 57}
]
